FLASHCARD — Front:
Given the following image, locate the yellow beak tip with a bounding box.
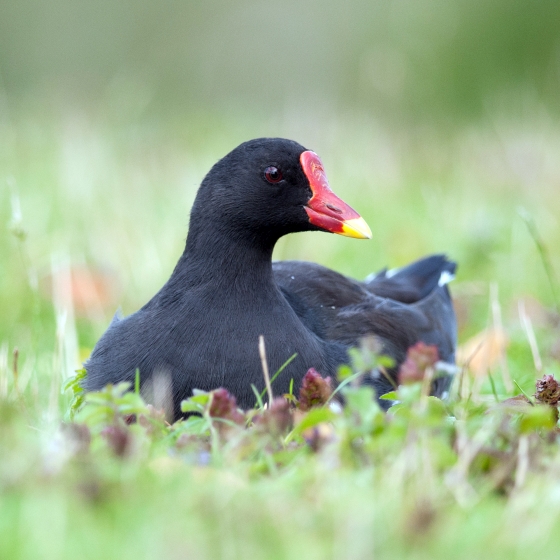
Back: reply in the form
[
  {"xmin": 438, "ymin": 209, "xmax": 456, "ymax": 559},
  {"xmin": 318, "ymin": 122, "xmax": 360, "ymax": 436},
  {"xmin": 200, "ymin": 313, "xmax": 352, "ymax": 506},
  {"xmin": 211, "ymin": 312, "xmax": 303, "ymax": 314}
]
[{"xmin": 340, "ymin": 217, "xmax": 372, "ymax": 240}]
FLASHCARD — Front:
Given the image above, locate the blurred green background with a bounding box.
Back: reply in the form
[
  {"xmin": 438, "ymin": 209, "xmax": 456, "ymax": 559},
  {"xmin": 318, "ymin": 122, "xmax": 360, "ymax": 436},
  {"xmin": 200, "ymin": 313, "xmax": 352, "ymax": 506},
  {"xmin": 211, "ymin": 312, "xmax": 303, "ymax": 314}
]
[{"xmin": 1, "ymin": 0, "xmax": 559, "ymax": 120}]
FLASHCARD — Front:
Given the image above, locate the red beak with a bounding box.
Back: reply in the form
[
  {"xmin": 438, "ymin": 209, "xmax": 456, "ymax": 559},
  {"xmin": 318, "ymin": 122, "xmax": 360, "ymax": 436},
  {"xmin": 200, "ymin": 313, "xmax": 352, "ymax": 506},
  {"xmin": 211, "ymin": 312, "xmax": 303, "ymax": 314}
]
[{"xmin": 300, "ymin": 151, "xmax": 372, "ymax": 239}]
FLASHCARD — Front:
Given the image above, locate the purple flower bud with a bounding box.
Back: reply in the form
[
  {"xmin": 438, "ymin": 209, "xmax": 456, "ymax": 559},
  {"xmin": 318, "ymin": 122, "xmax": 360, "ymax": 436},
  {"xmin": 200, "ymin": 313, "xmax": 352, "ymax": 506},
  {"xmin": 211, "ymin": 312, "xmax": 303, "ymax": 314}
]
[
  {"xmin": 207, "ymin": 388, "xmax": 245, "ymax": 425},
  {"xmin": 298, "ymin": 368, "xmax": 333, "ymax": 411},
  {"xmin": 398, "ymin": 342, "xmax": 439, "ymax": 385},
  {"xmin": 100, "ymin": 425, "xmax": 130, "ymax": 457},
  {"xmin": 535, "ymin": 374, "xmax": 560, "ymax": 406},
  {"xmin": 255, "ymin": 397, "xmax": 292, "ymax": 435}
]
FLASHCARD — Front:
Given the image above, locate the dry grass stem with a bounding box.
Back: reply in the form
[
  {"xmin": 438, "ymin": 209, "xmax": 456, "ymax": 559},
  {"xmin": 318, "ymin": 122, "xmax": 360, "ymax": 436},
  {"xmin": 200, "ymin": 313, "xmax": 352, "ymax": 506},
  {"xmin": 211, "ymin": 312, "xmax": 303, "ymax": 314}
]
[
  {"xmin": 491, "ymin": 282, "xmax": 512, "ymax": 392},
  {"xmin": 514, "ymin": 435, "xmax": 530, "ymax": 491},
  {"xmin": 258, "ymin": 335, "xmax": 273, "ymax": 405},
  {"xmin": 518, "ymin": 299, "xmax": 543, "ymax": 372}
]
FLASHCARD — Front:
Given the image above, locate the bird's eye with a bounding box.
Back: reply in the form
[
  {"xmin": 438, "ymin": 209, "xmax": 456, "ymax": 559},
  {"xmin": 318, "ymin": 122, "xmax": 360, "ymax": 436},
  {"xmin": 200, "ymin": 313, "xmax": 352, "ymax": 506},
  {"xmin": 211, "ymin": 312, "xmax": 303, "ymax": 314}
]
[{"xmin": 264, "ymin": 166, "xmax": 283, "ymax": 184}]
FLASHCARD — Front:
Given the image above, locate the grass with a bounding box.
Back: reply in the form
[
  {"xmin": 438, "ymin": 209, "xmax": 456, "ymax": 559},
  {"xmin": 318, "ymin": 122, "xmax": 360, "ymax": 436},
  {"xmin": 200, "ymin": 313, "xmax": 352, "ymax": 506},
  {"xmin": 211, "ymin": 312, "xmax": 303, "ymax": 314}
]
[{"xmin": 2, "ymin": 100, "xmax": 560, "ymax": 559}]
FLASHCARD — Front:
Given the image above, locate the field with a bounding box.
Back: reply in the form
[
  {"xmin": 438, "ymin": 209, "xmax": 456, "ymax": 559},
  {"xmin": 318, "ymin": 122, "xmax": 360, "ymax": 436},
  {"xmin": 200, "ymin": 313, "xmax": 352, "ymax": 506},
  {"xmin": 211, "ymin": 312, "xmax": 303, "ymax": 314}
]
[{"xmin": 1, "ymin": 96, "xmax": 560, "ymax": 559}]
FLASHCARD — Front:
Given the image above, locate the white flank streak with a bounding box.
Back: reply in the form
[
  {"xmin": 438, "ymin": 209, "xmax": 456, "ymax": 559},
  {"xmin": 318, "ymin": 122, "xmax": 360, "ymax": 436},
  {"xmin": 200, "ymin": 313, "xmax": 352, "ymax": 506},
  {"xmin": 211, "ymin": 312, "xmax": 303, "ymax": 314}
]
[
  {"xmin": 438, "ymin": 271, "xmax": 455, "ymax": 286},
  {"xmin": 435, "ymin": 361, "xmax": 460, "ymax": 376},
  {"xmin": 364, "ymin": 272, "xmax": 377, "ymax": 283}
]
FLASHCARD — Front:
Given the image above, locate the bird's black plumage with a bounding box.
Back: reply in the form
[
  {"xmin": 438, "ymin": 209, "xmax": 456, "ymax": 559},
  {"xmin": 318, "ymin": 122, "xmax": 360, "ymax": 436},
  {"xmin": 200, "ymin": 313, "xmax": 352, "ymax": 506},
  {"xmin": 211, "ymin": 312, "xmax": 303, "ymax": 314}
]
[{"xmin": 84, "ymin": 138, "xmax": 457, "ymax": 418}]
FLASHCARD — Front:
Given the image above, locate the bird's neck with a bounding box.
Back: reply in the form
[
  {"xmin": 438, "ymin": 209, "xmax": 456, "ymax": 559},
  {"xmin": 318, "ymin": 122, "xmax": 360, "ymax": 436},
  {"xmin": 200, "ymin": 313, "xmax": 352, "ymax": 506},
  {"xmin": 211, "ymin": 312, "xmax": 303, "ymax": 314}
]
[{"xmin": 168, "ymin": 221, "xmax": 280, "ymax": 293}]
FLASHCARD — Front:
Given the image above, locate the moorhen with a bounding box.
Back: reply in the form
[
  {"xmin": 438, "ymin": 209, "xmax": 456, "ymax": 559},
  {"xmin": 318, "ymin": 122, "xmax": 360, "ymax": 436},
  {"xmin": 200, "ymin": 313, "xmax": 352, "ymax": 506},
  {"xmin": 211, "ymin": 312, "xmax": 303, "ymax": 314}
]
[{"xmin": 84, "ymin": 138, "xmax": 457, "ymax": 418}]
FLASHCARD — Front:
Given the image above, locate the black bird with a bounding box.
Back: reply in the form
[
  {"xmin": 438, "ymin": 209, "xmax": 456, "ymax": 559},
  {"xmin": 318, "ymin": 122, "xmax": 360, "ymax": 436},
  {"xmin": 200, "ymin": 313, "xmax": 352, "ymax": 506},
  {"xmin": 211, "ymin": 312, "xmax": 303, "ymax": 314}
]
[{"xmin": 84, "ymin": 138, "xmax": 457, "ymax": 419}]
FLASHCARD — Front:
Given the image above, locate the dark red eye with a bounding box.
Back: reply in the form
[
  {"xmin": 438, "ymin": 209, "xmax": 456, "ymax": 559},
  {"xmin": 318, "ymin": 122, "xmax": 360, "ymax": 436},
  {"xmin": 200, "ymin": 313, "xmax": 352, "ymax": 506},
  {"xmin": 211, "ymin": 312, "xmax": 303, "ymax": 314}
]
[{"xmin": 264, "ymin": 166, "xmax": 282, "ymax": 183}]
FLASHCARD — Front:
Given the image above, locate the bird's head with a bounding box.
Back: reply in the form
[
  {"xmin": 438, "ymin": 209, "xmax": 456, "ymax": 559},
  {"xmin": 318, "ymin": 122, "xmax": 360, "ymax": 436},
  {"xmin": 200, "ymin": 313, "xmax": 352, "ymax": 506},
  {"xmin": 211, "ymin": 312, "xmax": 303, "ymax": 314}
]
[{"xmin": 191, "ymin": 137, "xmax": 371, "ymax": 242}]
